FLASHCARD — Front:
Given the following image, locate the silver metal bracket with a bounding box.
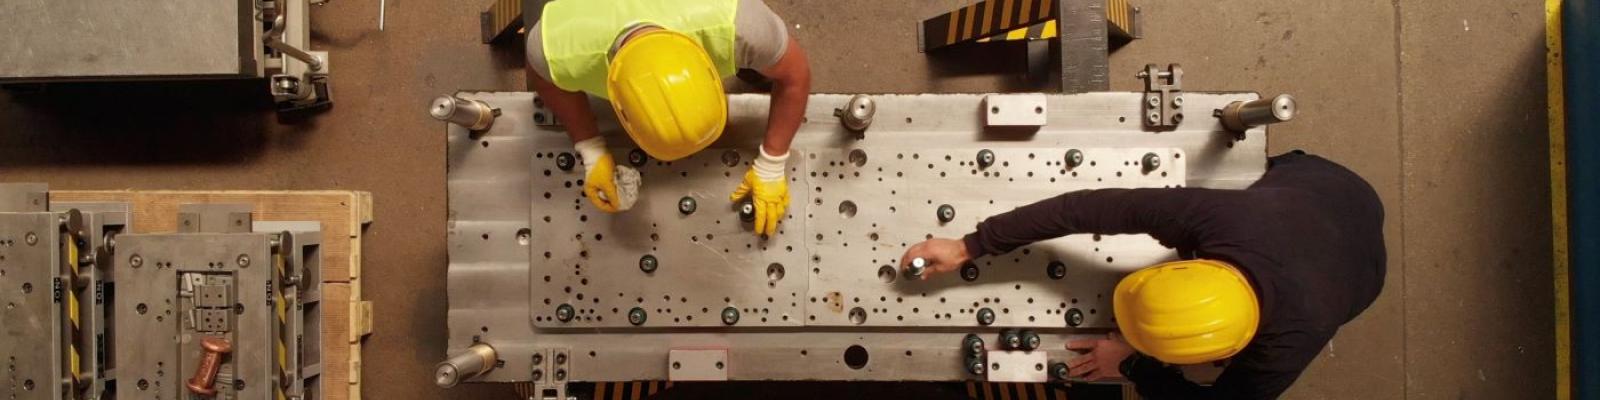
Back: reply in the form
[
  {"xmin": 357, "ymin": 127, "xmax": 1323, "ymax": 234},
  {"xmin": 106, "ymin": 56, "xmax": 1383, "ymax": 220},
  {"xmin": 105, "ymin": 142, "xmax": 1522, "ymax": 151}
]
[{"xmin": 1137, "ymin": 64, "xmax": 1184, "ymax": 130}]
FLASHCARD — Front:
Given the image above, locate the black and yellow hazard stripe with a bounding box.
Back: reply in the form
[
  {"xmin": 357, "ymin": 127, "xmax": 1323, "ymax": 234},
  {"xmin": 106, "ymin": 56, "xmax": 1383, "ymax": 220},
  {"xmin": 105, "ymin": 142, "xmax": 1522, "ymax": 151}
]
[
  {"xmin": 594, "ymin": 380, "xmax": 673, "ymax": 400},
  {"xmin": 964, "ymin": 381, "xmax": 1070, "ymax": 400},
  {"xmin": 932, "ymin": 0, "xmax": 1138, "ymax": 47},
  {"xmin": 62, "ymin": 230, "xmax": 84, "ymax": 396},
  {"xmin": 482, "ymin": 0, "xmax": 526, "ymax": 44},
  {"xmin": 275, "ymin": 245, "xmax": 290, "ymax": 400},
  {"xmin": 921, "ymin": 0, "xmax": 1059, "ymax": 51}
]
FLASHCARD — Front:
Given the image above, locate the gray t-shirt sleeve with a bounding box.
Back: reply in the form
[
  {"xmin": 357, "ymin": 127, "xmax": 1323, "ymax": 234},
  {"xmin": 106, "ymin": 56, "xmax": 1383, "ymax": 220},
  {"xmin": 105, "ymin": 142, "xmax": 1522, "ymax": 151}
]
[
  {"xmin": 525, "ymin": 0, "xmax": 791, "ymax": 85},
  {"xmin": 733, "ymin": 0, "xmax": 790, "ymax": 72}
]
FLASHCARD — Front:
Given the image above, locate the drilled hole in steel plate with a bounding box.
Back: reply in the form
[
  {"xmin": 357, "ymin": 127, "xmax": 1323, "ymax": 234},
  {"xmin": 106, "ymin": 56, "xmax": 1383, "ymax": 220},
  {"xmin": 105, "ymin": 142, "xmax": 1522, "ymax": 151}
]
[
  {"xmin": 767, "ymin": 263, "xmax": 786, "ymax": 284},
  {"xmin": 516, "ymin": 229, "xmax": 532, "ymax": 246},
  {"xmin": 877, "ymin": 266, "xmax": 897, "ymax": 283},
  {"xmin": 849, "ymin": 307, "xmax": 868, "ymax": 325},
  {"xmin": 848, "ymin": 149, "xmax": 868, "ymax": 167},
  {"xmin": 838, "ymin": 201, "xmax": 858, "ymax": 218},
  {"xmin": 844, "ymin": 345, "xmax": 870, "ymax": 369}
]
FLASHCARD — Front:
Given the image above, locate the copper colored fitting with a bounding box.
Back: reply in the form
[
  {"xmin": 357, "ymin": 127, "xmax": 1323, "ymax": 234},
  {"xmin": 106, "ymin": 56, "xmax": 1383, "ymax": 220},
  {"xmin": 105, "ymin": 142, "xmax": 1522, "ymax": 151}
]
[{"xmin": 186, "ymin": 337, "xmax": 233, "ymax": 396}]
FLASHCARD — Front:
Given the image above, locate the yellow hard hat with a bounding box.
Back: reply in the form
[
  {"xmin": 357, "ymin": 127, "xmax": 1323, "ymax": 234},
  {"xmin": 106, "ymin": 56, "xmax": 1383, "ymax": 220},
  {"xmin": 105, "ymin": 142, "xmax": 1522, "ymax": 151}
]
[
  {"xmin": 606, "ymin": 29, "xmax": 727, "ymax": 161},
  {"xmin": 1113, "ymin": 259, "xmax": 1260, "ymax": 365}
]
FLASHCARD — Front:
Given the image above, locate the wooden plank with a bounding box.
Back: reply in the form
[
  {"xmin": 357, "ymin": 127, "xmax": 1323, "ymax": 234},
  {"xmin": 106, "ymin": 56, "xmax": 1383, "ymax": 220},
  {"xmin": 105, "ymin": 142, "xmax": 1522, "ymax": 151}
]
[{"xmin": 50, "ymin": 190, "xmax": 372, "ymax": 400}]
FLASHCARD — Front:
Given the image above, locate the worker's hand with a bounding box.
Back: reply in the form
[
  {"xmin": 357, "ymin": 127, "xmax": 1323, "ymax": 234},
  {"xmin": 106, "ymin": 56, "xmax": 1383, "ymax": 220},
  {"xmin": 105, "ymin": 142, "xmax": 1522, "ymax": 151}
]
[
  {"xmin": 729, "ymin": 148, "xmax": 791, "ymax": 237},
  {"xmin": 1065, "ymin": 332, "xmax": 1135, "ymax": 381},
  {"xmin": 729, "ymin": 169, "xmax": 789, "ymax": 236},
  {"xmin": 575, "ymin": 136, "xmax": 621, "ymax": 213},
  {"xmin": 899, "ymin": 238, "xmax": 971, "ymax": 280},
  {"xmin": 582, "ymin": 154, "xmax": 622, "ymax": 213}
]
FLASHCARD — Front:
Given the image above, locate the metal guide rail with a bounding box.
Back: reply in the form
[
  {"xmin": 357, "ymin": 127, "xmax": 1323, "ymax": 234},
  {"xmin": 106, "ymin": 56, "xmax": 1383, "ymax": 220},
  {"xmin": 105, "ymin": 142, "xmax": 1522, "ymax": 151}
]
[
  {"xmin": 0, "ymin": 185, "xmax": 330, "ymax": 400},
  {"xmin": 442, "ymin": 91, "xmax": 1284, "ymax": 396}
]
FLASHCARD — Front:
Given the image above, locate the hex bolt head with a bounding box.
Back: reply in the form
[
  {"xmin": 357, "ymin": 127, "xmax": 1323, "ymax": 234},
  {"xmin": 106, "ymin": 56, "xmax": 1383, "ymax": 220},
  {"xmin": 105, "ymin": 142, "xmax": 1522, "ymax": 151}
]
[
  {"xmin": 555, "ymin": 304, "xmax": 575, "ymax": 322},
  {"xmin": 678, "ymin": 197, "xmax": 698, "ymax": 215},
  {"xmin": 638, "ymin": 255, "xmax": 658, "ymax": 273},
  {"xmin": 937, "ymin": 204, "xmax": 956, "ymax": 223},
  {"xmin": 555, "ymin": 153, "xmax": 576, "ymax": 171},
  {"xmin": 1047, "ymin": 261, "xmax": 1067, "ymax": 280},
  {"xmin": 1172, "ymin": 95, "xmax": 1184, "ymax": 108},
  {"xmin": 1146, "ymin": 95, "xmax": 1161, "ymax": 109},
  {"xmin": 627, "ymin": 149, "xmax": 649, "ymax": 167},
  {"xmin": 1020, "ymin": 330, "xmax": 1042, "ymax": 351},
  {"xmin": 1064, "ymin": 149, "xmax": 1084, "ymax": 168},
  {"xmin": 960, "ymin": 263, "xmax": 981, "ymax": 282},
  {"xmin": 24, "ymin": 232, "xmax": 37, "ymax": 246},
  {"xmin": 236, "ymin": 254, "xmax": 251, "ymax": 268},
  {"xmin": 1141, "ymin": 152, "xmax": 1162, "ymax": 173},
  {"xmin": 1147, "ymin": 112, "xmax": 1161, "ymax": 124},
  {"xmin": 1050, "ymin": 363, "xmax": 1070, "ymax": 381},
  {"xmin": 1065, "ymin": 308, "xmax": 1085, "ymax": 327},
  {"xmin": 721, "ymin": 307, "xmax": 741, "ymax": 325},
  {"xmin": 739, "ymin": 200, "xmax": 756, "ymax": 222},
  {"xmin": 627, "ymin": 307, "xmax": 648, "ymax": 325},
  {"xmin": 962, "ymin": 334, "xmax": 986, "ymax": 356},
  {"xmin": 976, "ymin": 149, "xmax": 996, "ymax": 168},
  {"xmin": 130, "ymin": 254, "xmax": 144, "ymax": 269},
  {"xmin": 999, "ymin": 330, "xmax": 1022, "ymax": 350},
  {"xmin": 967, "ymin": 359, "xmax": 988, "ymax": 375},
  {"xmin": 976, "ymin": 307, "xmax": 996, "ymax": 326}
]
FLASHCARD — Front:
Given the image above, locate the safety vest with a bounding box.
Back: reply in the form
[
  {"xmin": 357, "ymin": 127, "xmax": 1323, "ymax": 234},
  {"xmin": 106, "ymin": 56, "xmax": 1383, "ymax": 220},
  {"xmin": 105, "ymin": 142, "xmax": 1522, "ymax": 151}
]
[{"xmin": 542, "ymin": 0, "xmax": 739, "ymax": 98}]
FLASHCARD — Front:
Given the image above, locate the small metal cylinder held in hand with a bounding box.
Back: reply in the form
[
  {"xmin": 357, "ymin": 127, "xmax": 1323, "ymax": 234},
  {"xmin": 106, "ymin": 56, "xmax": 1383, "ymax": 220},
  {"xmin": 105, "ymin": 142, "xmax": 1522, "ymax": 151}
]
[
  {"xmin": 186, "ymin": 337, "xmax": 233, "ymax": 396},
  {"xmin": 430, "ymin": 95, "xmax": 500, "ymax": 131},
  {"xmin": 435, "ymin": 343, "xmax": 498, "ymax": 388},
  {"xmin": 906, "ymin": 257, "xmax": 928, "ymax": 278},
  {"xmin": 1217, "ymin": 94, "xmax": 1296, "ymax": 133}
]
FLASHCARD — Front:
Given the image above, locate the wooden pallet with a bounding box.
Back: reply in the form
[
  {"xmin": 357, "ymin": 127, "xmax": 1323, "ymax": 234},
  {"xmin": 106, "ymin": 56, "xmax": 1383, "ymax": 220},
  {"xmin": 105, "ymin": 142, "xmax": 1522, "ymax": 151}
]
[{"xmin": 51, "ymin": 190, "xmax": 374, "ymax": 400}]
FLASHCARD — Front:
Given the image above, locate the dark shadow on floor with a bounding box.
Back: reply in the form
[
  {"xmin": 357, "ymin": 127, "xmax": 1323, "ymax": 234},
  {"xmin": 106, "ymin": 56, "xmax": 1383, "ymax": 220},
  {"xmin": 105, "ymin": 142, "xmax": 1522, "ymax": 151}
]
[{"xmin": 0, "ymin": 79, "xmax": 279, "ymax": 166}]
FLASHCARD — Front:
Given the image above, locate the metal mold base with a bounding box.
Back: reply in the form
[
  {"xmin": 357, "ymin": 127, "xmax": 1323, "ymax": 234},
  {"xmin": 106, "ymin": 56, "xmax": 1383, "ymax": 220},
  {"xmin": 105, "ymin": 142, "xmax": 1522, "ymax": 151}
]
[{"xmin": 446, "ymin": 92, "xmax": 1268, "ymax": 385}]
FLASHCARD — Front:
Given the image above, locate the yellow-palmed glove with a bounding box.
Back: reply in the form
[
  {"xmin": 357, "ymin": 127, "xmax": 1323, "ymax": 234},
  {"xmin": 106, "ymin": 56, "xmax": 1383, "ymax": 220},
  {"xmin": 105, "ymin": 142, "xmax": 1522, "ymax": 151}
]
[
  {"xmin": 576, "ymin": 137, "xmax": 621, "ymax": 213},
  {"xmin": 729, "ymin": 148, "xmax": 790, "ymax": 236}
]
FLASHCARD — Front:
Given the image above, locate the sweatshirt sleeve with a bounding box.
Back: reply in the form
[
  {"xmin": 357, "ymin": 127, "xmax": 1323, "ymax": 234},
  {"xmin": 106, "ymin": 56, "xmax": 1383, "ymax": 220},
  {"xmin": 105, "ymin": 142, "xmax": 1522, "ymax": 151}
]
[{"xmin": 962, "ymin": 188, "xmax": 1241, "ymax": 257}]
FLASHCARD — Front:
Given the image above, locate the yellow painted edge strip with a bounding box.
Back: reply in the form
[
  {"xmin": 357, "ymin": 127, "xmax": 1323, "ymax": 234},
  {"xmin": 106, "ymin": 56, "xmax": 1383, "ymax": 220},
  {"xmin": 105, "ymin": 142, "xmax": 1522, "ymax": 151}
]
[
  {"xmin": 962, "ymin": 2, "xmax": 981, "ymax": 41},
  {"xmin": 1547, "ymin": 0, "xmax": 1570, "ymax": 398},
  {"xmin": 1000, "ymin": 0, "xmax": 1015, "ymax": 34},
  {"xmin": 1042, "ymin": 20, "xmax": 1058, "ymax": 40}
]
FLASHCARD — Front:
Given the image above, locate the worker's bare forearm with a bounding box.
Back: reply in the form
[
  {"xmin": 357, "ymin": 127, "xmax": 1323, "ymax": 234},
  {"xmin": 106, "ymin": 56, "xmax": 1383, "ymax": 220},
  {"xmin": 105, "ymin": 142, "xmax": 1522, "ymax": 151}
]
[
  {"xmin": 760, "ymin": 37, "xmax": 811, "ymax": 156},
  {"xmin": 528, "ymin": 68, "xmax": 602, "ymax": 144}
]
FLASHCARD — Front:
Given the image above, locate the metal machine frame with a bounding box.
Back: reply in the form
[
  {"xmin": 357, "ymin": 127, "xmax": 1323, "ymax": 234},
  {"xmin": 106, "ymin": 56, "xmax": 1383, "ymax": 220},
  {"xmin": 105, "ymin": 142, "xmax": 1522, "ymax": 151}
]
[
  {"xmin": 441, "ymin": 88, "xmax": 1291, "ymax": 398},
  {"xmin": 0, "ymin": 0, "xmax": 333, "ymax": 111}
]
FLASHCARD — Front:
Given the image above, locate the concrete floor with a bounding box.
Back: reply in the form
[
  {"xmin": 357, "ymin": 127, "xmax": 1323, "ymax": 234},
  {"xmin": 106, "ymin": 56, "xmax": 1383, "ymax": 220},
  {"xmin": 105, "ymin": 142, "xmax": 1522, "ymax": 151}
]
[{"xmin": 0, "ymin": 0, "xmax": 1553, "ymax": 399}]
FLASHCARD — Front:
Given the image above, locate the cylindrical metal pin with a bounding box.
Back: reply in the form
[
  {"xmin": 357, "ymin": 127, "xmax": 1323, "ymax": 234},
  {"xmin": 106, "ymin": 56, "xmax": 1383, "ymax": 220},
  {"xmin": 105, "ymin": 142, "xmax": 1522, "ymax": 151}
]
[
  {"xmin": 430, "ymin": 96, "xmax": 500, "ymax": 131},
  {"xmin": 1217, "ymin": 94, "xmax": 1296, "ymax": 133},
  {"xmin": 435, "ymin": 343, "xmax": 498, "ymax": 388}
]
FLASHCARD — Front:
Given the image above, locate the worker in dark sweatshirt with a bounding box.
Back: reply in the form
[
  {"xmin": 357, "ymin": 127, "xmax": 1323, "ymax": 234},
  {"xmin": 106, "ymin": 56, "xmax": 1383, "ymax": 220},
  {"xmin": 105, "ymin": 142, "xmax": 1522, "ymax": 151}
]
[{"xmin": 900, "ymin": 151, "xmax": 1386, "ymax": 399}]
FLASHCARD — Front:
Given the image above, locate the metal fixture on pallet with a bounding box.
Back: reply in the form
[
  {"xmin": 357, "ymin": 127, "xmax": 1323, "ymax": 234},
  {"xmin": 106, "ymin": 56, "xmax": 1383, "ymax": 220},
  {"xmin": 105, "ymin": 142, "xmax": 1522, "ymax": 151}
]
[
  {"xmin": 114, "ymin": 204, "xmax": 325, "ymax": 400},
  {"xmin": 441, "ymin": 90, "xmax": 1280, "ymax": 394},
  {"xmin": 0, "ymin": 184, "xmax": 125, "ymax": 400},
  {"xmin": 0, "ymin": 186, "xmax": 336, "ymax": 400}
]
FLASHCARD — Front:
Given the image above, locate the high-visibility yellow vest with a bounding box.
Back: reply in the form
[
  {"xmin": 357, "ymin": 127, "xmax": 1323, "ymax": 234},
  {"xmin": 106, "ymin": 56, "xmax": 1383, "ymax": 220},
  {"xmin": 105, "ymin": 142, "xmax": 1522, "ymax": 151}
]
[{"xmin": 542, "ymin": 0, "xmax": 738, "ymax": 98}]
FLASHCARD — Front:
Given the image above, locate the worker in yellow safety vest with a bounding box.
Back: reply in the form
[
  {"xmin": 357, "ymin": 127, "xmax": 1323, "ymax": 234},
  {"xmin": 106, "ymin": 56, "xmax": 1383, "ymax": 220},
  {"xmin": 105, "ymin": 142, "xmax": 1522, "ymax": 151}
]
[{"xmin": 526, "ymin": 0, "xmax": 810, "ymax": 237}]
